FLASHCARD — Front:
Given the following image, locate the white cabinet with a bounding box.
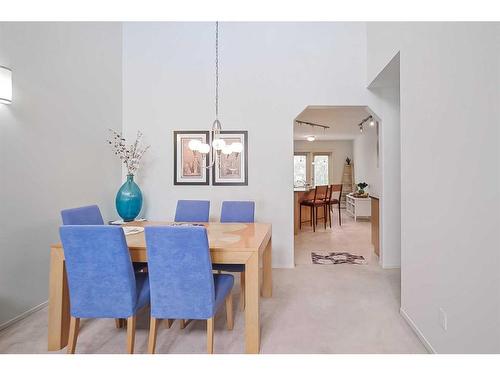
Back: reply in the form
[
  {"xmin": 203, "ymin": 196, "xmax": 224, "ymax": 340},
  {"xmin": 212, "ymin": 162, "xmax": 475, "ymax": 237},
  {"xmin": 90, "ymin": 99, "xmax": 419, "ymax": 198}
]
[{"xmin": 346, "ymin": 194, "xmax": 371, "ymax": 221}]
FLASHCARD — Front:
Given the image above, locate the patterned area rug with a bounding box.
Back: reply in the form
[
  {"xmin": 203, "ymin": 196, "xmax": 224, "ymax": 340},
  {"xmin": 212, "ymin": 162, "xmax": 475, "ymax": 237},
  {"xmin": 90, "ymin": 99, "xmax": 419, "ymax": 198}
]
[{"xmin": 311, "ymin": 251, "xmax": 366, "ymax": 265}]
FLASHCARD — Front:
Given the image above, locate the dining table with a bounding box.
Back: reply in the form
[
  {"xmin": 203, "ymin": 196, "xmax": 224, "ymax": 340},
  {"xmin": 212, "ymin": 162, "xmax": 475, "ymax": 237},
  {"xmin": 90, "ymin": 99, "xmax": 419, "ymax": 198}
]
[{"xmin": 47, "ymin": 221, "xmax": 272, "ymax": 354}]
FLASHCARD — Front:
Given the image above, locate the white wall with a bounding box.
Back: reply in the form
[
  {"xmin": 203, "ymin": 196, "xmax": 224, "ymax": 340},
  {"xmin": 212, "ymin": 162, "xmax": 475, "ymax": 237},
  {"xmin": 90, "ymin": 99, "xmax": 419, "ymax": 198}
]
[
  {"xmin": 367, "ymin": 53, "xmax": 402, "ymax": 270},
  {"xmin": 0, "ymin": 23, "xmax": 122, "ymax": 327},
  {"xmin": 352, "ymin": 125, "xmax": 380, "ymax": 196},
  {"xmin": 367, "ymin": 23, "xmax": 500, "ymax": 353},
  {"xmin": 294, "ymin": 140, "xmax": 353, "ymax": 184},
  {"xmin": 122, "ymin": 22, "xmax": 369, "ymax": 268}
]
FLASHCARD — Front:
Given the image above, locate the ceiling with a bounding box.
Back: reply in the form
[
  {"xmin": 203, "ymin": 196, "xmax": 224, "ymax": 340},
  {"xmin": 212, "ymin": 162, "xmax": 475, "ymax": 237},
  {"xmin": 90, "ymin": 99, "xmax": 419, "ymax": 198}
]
[{"xmin": 294, "ymin": 106, "xmax": 373, "ymax": 141}]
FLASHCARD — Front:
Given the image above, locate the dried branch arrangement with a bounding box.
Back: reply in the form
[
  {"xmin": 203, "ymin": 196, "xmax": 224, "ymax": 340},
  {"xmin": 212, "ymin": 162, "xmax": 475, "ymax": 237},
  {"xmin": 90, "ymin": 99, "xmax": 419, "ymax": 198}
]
[{"xmin": 107, "ymin": 129, "xmax": 150, "ymax": 176}]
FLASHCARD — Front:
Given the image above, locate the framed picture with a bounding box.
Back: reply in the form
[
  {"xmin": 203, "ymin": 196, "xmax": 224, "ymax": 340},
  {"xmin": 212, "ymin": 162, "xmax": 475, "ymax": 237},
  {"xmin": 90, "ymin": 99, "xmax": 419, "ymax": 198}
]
[
  {"xmin": 174, "ymin": 131, "xmax": 209, "ymax": 185},
  {"xmin": 212, "ymin": 131, "xmax": 248, "ymax": 186}
]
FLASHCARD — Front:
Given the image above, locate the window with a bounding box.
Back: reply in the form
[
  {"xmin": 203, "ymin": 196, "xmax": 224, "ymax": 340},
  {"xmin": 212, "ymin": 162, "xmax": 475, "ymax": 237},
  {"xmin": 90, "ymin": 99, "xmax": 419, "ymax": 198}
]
[
  {"xmin": 313, "ymin": 155, "xmax": 329, "ymax": 186},
  {"xmin": 294, "ymin": 155, "xmax": 307, "ymax": 186}
]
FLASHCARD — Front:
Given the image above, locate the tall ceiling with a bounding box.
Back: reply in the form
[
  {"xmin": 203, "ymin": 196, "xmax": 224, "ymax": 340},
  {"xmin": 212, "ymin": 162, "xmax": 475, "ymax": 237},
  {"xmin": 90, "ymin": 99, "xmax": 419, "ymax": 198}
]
[{"xmin": 294, "ymin": 106, "xmax": 373, "ymax": 141}]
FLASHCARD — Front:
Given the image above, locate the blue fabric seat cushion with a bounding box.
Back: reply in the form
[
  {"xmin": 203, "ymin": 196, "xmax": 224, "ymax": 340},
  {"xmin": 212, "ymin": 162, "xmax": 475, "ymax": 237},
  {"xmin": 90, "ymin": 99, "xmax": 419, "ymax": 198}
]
[
  {"xmin": 213, "ymin": 273, "xmax": 234, "ymax": 312},
  {"xmin": 212, "ymin": 263, "xmax": 244, "ymax": 273}
]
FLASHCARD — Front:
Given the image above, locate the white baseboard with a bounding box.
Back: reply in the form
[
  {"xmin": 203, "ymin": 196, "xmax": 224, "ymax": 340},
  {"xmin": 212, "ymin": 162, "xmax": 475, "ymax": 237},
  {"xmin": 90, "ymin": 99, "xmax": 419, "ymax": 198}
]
[
  {"xmin": 400, "ymin": 307, "xmax": 436, "ymax": 353},
  {"xmin": 0, "ymin": 301, "xmax": 48, "ymax": 332},
  {"xmin": 382, "ymin": 264, "xmax": 401, "ymax": 269}
]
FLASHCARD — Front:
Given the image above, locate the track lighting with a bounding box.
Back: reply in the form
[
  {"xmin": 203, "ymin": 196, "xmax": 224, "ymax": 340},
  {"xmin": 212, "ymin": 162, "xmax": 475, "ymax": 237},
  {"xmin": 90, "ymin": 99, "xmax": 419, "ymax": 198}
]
[{"xmin": 358, "ymin": 115, "xmax": 375, "ymax": 133}]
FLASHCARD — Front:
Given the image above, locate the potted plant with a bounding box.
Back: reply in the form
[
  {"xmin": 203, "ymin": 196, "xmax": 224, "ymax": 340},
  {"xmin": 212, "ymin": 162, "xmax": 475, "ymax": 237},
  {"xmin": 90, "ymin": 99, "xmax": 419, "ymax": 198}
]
[
  {"xmin": 107, "ymin": 129, "xmax": 150, "ymax": 222},
  {"xmin": 356, "ymin": 182, "xmax": 368, "ymax": 196},
  {"xmin": 346, "ymin": 157, "xmax": 351, "ymax": 166}
]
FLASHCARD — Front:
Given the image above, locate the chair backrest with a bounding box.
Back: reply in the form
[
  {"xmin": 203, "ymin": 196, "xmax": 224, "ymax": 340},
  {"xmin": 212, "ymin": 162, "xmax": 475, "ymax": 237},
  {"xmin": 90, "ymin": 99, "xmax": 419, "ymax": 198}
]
[
  {"xmin": 313, "ymin": 185, "xmax": 328, "ymax": 203},
  {"xmin": 61, "ymin": 205, "xmax": 104, "ymax": 225},
  {"xmin": 59, "ymin": 226, "xmax": 137, "ymax": 318},
  {"xmin": 325, "ymin": 185, "xmax": 333, "ymax": 202},
  {"xmin": 220, "ymin": 201, "xmax": 255, "ymax": 223},
  {"xmin": 174, "ymin": 200, "xmax": 210, "ymax": 222},
  {"xmin": 145, "ymin": 226, "xmax": 215, "ymax": 320},
  {"xmin": 330, "ymin": 184, "xmax": 343, "ymax": 201}
]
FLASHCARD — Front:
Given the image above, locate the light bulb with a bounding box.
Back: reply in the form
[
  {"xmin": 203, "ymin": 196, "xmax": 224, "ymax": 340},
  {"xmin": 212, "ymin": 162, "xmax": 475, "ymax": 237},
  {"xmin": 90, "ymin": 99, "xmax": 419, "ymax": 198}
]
[
  {"xmin": 306, "ymin": 136, "xmax": 315, "ymax": 142},
  {"xmin": 369, "ymin": 119, "xmax": 375, "ymax": 127},
  {"xmin": 222, "ymin": 145, "xmax": 233, "ymax": 155},
  {"xmin": 212, "ymin": 138, "xmax": 226, "ymax": 150},
  {"xmin": 231, "ymin": 142, "xmax": 243, "ymax": 153},
  {"xmin": 188, "ymin": 139, "xmax": 202, "ymax": 151},
  {"xmin": 198, "ymin": 143, "xmax": 210, "ymax": 154}
]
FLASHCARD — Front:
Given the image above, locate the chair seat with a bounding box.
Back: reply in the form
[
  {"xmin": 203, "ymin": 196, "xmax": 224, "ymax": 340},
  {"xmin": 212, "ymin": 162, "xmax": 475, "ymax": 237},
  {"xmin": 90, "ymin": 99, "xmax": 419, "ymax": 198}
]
[
  {"xmin": 212, "ymin": 263, "xmax": 245, "ymax": 273},
  {"xmin": 134, "ymin": 273, "xmax": 150, "ymax": 313},
  {"xmin": 326, "ymin": 199, "xmax": 340, "ymax": 204},
  {"xmin": 301, "ymin": 199, "xmax": 327, "ymax": 206},
  {"xmin": 213, "ymin": 274, "xmax": 234, "ymax": 313}
]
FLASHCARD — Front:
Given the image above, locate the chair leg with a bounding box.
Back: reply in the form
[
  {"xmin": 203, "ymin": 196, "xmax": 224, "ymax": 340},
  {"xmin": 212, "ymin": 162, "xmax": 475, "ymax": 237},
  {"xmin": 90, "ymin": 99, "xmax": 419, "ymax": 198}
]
[
  {"xmin": 164, "ymin": 319, "xmax": 173, "ymax": 328},
  {"xmin": 115, "ymin": 318, "xmax": 125, "ymax": 328},
  {"xmin": 240, "ymin": 271, "xmax": 246, "ymax": 311},
  {"xmin": 127, "ymin": 316, "xmax": 136, "ymax": 354},
  {"xmin": 67, "ymin": 316, "xmax": 80, "ymax": 354},
  {"xmin": 328, "ymin": 204, "xmax": 332, "ymax": 228},
  {"xmin": 323, "ymin": 205, "xmax": 327, "ymax": 229},
  {"xmin": 180, "ymin": 319, "xmax": 192, "ymax": 329},
  {"xmin": 148, "ymin": 317, "xmax": 159, "ymax": 354},
  {"xmin": 226, "ymin": 292, "xmax": 234, "ymax": 330},
  {"xmin": 299, "ymin": 204, "xmax": 302, "ymax": 229},
  {"xmin": 338, "ymin": 203, "xmax": 342, "ymax": 226},
  {"xmin": 206, "ymin": 318, "xmax": 214, "ymax": 354},
  {"xmin": 312, "ymin": 206, "xmax": 316, "ymax": 232}
]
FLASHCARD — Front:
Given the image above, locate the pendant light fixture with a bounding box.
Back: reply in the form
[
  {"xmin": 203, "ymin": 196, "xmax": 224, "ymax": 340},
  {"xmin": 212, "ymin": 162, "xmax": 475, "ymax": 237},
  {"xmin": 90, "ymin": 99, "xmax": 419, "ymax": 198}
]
[{"xmin": 188, "ymin": 22, "xmax": 243, "ymax": 168}]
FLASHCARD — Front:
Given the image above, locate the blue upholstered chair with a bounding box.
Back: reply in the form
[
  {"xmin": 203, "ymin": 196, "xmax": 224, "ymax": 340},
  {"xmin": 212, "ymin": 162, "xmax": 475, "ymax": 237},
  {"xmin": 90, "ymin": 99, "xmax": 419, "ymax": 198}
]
[
  {"xmin": 220, "ymin": 201, "xmax": 255, "ymax": 223},
  {"xmin": 174, "ymin": 200, "xmax": 210, "ymax": 222},
  {"xmin": 59, "ymin": 226, "xmax": 150, "ymax": 354},
  {"xmin": 145, "ymin": 226, "xmax": 234, "ymax": 354},
  {"xmin": 61, "ymin": 204, "xmax": 147, "ymax": 279},
  {"xmin": 212, "ymin": 201, "xmax": 255, "ymax": 311},
  {"xmin": 61, "ymin": 205, "xmax": 104, "ymax": 225}
]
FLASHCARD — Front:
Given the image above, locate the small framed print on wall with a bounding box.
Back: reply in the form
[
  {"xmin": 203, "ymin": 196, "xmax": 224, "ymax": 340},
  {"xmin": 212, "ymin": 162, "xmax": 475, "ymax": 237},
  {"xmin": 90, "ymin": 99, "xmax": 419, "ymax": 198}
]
[
  {"xmin": 212, "ymin": 131, "xmax": 248, "ymax": 186},
  {"xmin": 174, "ymin": 131, "xmax": 209, "ymax": 185}
]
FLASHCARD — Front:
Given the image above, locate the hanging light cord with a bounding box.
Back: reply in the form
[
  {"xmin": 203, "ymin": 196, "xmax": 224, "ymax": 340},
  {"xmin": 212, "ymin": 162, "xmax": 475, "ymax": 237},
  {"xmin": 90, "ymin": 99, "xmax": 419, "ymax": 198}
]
[{"xmin": 215, "ymin": 21, "xmax": 219, "ymax": 120}]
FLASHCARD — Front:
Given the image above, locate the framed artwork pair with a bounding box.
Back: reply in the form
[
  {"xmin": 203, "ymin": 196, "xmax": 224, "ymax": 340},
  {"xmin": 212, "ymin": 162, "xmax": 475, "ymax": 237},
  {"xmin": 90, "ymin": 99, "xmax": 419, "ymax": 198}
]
[{"xmin": 173, "ymin": 130, "xmax": 248, "ymax": 186}]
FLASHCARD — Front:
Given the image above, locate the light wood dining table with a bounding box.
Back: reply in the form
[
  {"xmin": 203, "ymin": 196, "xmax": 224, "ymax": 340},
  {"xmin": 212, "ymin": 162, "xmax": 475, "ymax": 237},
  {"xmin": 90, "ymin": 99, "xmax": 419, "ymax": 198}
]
[{"xmin": 48, "ymin": 221, "xmax": 272, "ymax": 354}]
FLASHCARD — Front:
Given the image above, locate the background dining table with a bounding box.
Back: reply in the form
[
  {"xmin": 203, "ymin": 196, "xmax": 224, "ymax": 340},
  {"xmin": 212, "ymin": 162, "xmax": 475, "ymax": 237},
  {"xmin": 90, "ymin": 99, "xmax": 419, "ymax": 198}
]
[{"xmin": 48, "ymin": 221, "xmax": 272, "ymax": 354}]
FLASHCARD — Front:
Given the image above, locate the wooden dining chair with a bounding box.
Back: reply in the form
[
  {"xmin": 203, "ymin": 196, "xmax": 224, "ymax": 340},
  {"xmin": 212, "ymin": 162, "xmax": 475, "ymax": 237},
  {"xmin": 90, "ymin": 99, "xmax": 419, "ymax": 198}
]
[
  {"xmin": 212, "ymin": 201, "xmax": 255, "ymax": 311},
  {"xmin": 299, "ymin": 185, "xmax": 328, "ymax": 232},
  {"xmin": 59, "ymin": 225, "xmax": 150, "ymax": 354},
  {"xmin": 326, "ymin": 184, "xmax": 343, "ymax": 226},
  {"xmin": 145, "ymin": 226, "xmax": 234, "ymax": 354}
]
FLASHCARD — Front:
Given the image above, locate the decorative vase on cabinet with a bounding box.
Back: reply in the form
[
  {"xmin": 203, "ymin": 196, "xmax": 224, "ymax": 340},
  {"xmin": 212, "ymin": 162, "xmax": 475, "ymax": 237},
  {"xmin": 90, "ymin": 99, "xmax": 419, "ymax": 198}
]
[{"xmin": 116, "ymin": 174, "xmax": 142, "ymax": 222}]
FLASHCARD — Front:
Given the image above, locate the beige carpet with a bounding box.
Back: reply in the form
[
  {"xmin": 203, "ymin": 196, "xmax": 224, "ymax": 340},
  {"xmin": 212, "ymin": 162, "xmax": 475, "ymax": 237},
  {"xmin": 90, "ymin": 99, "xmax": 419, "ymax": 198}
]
[{"xmin": 0, "ymin": 211, "xmax": 426, "ymax": 354}]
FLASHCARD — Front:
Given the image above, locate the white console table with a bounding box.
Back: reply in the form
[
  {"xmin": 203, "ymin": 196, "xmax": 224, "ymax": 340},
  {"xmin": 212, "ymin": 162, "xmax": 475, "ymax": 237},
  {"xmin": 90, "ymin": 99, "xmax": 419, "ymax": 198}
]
[{"xmin": 346, "ymin": 193, "xmax": 371, "ymax": 221}]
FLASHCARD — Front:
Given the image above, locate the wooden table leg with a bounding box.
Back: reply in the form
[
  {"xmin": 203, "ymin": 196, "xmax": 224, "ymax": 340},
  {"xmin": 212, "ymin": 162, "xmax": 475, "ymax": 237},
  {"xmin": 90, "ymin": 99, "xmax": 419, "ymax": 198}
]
[
  {"xmin": 261, "ymin": 237, "xmax": 272, "ymax": 298},
  {"xmin": 245, "ymin": 252, "xmax": 260, "ymax": 354},
  {"xmin": 48, "ymin": 247, "xmax": 70, "ymax": 351}
]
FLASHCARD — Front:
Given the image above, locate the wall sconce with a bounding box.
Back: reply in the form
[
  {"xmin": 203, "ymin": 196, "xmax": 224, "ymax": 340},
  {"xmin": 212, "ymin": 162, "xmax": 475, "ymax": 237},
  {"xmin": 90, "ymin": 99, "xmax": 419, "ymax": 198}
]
[{"xmin": 0, "ymin": 66, "xmax": 13, "ymax": 104}]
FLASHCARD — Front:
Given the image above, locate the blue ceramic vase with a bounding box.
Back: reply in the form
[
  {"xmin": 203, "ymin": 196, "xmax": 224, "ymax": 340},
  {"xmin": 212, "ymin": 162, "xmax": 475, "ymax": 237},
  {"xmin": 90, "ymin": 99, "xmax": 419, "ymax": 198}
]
[{"xmin": 116, "ymin": 174, "xmax": 143, "ymax": 222}]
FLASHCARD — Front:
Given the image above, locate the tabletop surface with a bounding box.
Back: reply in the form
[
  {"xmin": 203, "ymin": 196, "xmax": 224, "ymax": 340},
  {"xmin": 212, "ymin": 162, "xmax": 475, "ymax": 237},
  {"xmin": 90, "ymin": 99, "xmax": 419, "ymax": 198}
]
[{"xmin": 52, "ymin": 222, "xmax": 272, "ymax": 252}]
